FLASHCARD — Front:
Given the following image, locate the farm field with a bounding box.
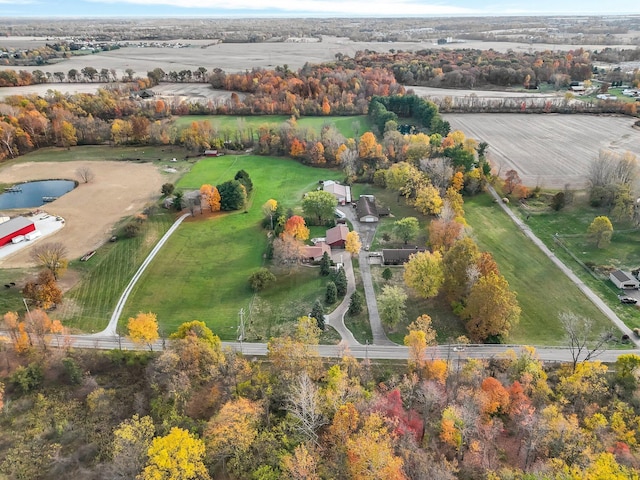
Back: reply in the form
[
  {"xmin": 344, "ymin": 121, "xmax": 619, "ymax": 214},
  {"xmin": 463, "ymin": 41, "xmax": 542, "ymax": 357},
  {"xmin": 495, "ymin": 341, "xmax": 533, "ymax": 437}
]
[
  {"xmin": 444, "ymin": 113, "xmax": 640, "ymax": 189},
  {"xmin": 174, "ymin": 114, "xmax": 370, "ymax": 139},
  {"xmin": 464, "ymin": 193, "xmax": 616, "ymax": 344},
  {"xmin": 120, "ymin": 155, "xmax": 344, "ymax": 340}
]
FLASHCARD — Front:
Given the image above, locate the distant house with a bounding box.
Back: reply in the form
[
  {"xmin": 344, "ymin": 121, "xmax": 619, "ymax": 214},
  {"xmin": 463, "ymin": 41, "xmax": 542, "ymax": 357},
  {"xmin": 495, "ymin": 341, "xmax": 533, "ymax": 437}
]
[
  {"xmin": 138, "ymin": 89, "xmax": 155, "ymax": 99},
  {"xmin": 382, "ymin": 248, "xmax": 426, "ymax": 266},
  {"xmin": 569, "ymin": 85, "xmax": 585, "ymax": 95},
  {"xmin": 204, "ymin": 149, "xmax": 223, "ymax": 157},
  {"xmin": 326, "ymin": 224, "xmax": 349, "ymax": 248},
  {"xmin": 356, "ymin": 196, "xmax": 379, "ymax": 223},
  {"xmin": 610, "ymin": 270, "xmax": 639, "ymax": 289},
  {"xmin": 323, "ymin": 180, "xmax": 351, "ymax": 204},
  {"xmin": 303, "ymin": 242, "xmax": 331, "ymax": 262}
]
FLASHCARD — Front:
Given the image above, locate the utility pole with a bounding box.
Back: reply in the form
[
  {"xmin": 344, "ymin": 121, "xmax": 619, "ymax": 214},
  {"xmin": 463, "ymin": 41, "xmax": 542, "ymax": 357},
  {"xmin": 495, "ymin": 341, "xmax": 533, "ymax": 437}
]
[{"xmin": 238, "ymin": 308, "xmax": 245, "ymax": 354}]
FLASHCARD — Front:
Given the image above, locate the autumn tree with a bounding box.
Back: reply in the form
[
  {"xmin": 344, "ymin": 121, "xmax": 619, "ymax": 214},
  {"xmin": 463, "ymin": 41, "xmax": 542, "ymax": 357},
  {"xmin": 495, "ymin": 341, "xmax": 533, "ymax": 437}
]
[
  {"xmin": 140, "ymin": 427, "xmax": 210, "ymax": 480},
  {"xmin": 587, "ymin": 216, "xmax": 613, "ymax": 248},
  {"xmin": 346, "ymin": 412, "xmax": 406, "ymax": 480},
  {"xmin": 22, "ymin": 270, "xmax": 62, "ymax": 310},
  {"xmin": 560, "ymin": 312, "xmax": 610, "ymax": 371},
  {"xmin": 169, "ymin": 320, "xmax": 221, "ymax": 349},
  {"xmin": 428, "ymin": 217, "xmax": 464, "ymax": 252},
  {"xmin": 285, "ymin": 215, "xmax": 310, "ymax": 241},
  {"xmin": 60, "ymin": 120, "xmax": 77, "ymax": 149},
  {"xmin": 127, "ymin": 312, "xmax": 159, "ymax": 351},
  {"xmin": 31, "ymin": 242, "xmax": 68, "ymax": 280},
  {"xmin": 504, "ymin": 169, "xmax": 522, "ymax": 194},
  {"xmin": 199, "ymin": 184, "xmax": 221, "ymax": 212},
  {"xmin": 110, "ymin": 414, "xmax": 155, "ymax": 479},
  {"xmin": 282, "ymin": 443, "xmax": 320, "ymax": 480},
  {"xmin": 414, "ymin": 185, "xmax": 443, "ymax": 216},
  {"xmin": 2, "ymin": 311, "xmax": 29, "ymax": 353},
  {"xmin": 272, "ymin": 233, "xmax": 305, "ymax": 270},
  {"xmin": 302, "ymin": 190, "xmax": 337, "ymax": 225},
  {"xmin": 345, "ymin": 230, "xmax": 362, "ymax": 255},
  {"xmin": 403, "ymin": 250, "xmax": 444, "ymax": 299},
  {"xmin": 379, "ymin": 285, "xmax": 408, "ymax": 331},
  {"xmin": 393, "ymin": 217, "xmax": 420, "ymax": 245},
  {"xmin": 442, "ymin": 237, "xmax": 480, "ymax": 303},
  {"xmin": 288, "ymin": 372, "xmax": 327, "ymax": 443},
  {"xmin": 262, "ymin": 198, "xmax": 278, "ymax": 230},
  {"xmin": 463, "ymin": 272, "xmax": 520, "ymax": 342}
]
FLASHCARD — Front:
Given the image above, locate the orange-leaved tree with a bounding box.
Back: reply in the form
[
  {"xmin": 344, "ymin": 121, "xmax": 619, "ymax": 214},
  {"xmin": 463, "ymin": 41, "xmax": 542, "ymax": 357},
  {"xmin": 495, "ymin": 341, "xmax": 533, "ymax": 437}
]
[
  {"xmin": 200, "ymin": 184, "xmax": 221, "ymax": 212},
  {"xmin": 345, "ymin": 230, "xmax": 362, "ymax": 256},
  {"xmin": 127, "ymin": 312, "xmax": 159, "ymax": 351},
  {"xmin": 284, "ymin": 215, "xmax": 310, "ymax": 241}
]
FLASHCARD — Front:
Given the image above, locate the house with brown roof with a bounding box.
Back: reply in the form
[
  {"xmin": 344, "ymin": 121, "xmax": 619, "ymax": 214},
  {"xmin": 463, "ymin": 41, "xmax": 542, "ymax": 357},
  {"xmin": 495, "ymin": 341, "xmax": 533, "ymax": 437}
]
[
  {"xmin": 323, "ymin": 180, "xmax": 352, "ymax": 204},
  {"xmin": 326, "ymin": 224, "xmax": 349, "ymax": 248},
  {"xmin": 303, "ymin": 242, "xmax": 331, "ymax": 262},
  {"xmin": 356, "ymin": 196, "xmax": 379, "ymax": 222}
]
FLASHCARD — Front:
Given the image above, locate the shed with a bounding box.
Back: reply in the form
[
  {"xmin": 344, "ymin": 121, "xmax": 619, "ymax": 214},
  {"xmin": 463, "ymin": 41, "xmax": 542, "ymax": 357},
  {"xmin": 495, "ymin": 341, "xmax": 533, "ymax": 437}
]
[
  {"xmin": 356, "ymin": 196, "xmax": 379, "ymax": 223},
  {"xmin": 326, "ymin": 224, "xmax": 349, "ymax": 248},
  {"xmin": 382, "ymin": 248, "xmax": 426, "ymax": 266},
  {"xmin": 610, "ymin": 270, "xmax": 639, "ymax": 289},
  {"xmin": 0, "ymin": 216, "xmax": 36, "ymax": 247},
  {"xmin": 323, "ymin": 180, "xmax": 352, "ymax": 204}
]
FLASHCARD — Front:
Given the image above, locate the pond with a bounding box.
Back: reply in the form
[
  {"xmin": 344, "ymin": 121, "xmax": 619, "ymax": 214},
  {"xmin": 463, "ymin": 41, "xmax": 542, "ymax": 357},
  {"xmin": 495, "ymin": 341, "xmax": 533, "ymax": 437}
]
[{"xmin": 0, "ymin": 180, "xmax": 76, "ymax": 210}]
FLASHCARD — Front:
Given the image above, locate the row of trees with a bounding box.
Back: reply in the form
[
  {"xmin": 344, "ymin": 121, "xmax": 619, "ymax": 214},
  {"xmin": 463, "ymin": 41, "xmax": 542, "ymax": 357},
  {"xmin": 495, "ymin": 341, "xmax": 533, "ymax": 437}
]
[{"xmin": 2, "ymin": 312, "xmax": 640, "ymax": 479}]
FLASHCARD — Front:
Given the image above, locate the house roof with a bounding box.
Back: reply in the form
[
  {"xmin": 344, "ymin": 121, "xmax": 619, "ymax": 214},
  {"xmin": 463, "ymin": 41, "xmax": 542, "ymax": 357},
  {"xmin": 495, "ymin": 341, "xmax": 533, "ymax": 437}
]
[
  {"xmin": 304, "ymin": 242, "xmax": 331, "ymax": 259},
  {"xmin": 611, "ymin": 270, "xmax": 637, "ymax": 283},
  {"xmin": 356, "ymin": 196, "xmax": 378, "ymax": 218},
  {"xmin": 326, "ymin": 225, "xmax": 349, "ymax": 244},
  {"xmin": 0, "ymin": 216, "xmax": 34, "ymax": 238},
  {"xmin": 324, "ymin": 182, "xmax": 350, "ymax": 200},
  {"xmin": 382, "ymin": 248, "xmax": 426, "ymax": 263}
]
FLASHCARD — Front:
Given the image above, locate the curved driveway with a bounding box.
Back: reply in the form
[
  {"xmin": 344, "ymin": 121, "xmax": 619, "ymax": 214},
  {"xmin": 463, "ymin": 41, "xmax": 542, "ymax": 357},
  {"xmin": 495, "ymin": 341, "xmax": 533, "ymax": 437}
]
[{"xmin": 96, "ymin": 212, "xmax": 191, "ymax": 337}]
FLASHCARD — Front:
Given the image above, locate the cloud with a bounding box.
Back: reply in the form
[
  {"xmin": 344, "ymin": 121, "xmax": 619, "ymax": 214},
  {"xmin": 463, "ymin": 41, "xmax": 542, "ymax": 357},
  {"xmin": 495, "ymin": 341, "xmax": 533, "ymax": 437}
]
[{"xmin": 86, "ymin": 0, "xmax": 478, "ymax": 15}]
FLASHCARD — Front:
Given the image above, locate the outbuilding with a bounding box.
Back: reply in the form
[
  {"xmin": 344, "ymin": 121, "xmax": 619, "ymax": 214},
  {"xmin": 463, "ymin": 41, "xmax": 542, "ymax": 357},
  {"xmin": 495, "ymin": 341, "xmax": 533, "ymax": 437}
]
[
  {"xmin": 610, "ymin": 270, "xmax": 639, "ymax": 290},
  {"xmin": 0, "ymin": 216, "xmax": 36, "ymax": 247},
  {"xmin": 323, "ymin": 180, "xmax": 351, "ymax": 204},
  {"xmin": 326, "ymin": 224, "xmax": 349, "ymax": 248},
  {"xmin": 382, "ymin": 248, "xmax": 426, "ymax": 265},
  {"xmin": 356, "ymin": 196, "xmax": 379, "ymax": 223}
]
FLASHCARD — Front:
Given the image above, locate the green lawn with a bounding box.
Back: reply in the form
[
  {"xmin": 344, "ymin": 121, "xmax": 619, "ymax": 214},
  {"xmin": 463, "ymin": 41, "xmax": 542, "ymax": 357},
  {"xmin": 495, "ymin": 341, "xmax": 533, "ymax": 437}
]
[
  {"xmin": 120, "ymin": 155, "xmax": 344, "ymax": 340},
  {"xmin": 173, "ymin": 115, "xmax": 371, "ymax": 139},
  {"xmin": 13, "ymin": 145, "xmax": 191, "ymax": 164},
  {"xmin": 345, "ymin": 259, "xmax": 373, "ymax": 344},
  {"xmin": 0, "ymin": 268, "xmax": 35, "ymax": 315},
  {"xmin": 465, "ymin": 193, "xmax": 616, "ymax": 344},
  {"xmin": 59, "ymin": 212, "xmax": 175, "ymax": 332}
]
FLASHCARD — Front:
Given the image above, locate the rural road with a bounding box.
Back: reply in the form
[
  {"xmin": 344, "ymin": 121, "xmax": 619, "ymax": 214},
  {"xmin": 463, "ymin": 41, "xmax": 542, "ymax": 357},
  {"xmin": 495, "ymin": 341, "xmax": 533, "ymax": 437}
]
[
  {"xmin": 95, "ymin": 212, "xmax": 191, "ymax": 337},
  {"xmin": 487, "ymin": 185, "xmax": 640, "ymax": 348},
  {"xmin": 65, "ymin": 334, "xmax": 637, "ymax": 363}
]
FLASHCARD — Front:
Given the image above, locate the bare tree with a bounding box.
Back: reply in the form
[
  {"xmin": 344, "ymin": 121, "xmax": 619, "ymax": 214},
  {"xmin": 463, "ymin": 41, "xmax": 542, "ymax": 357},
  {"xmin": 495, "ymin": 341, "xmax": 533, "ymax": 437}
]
[
  {"xmin": 287, "ymin": 372, "xmax": 326, "ymax": 444},
  {"xmin": 76, "ymin": 166, "xmax": 95, "ymax": 183},
  {"xmin": 31, "ymin": 242, "xmax": 68, "ymax": 280},
  {"xmin": 560, "ymin": 312, "xmax": 611, "ymax": 371}
]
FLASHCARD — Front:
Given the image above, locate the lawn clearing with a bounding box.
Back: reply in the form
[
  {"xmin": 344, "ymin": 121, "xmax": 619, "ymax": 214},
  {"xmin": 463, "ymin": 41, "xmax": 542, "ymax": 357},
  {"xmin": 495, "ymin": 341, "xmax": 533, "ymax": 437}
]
[
  {"xmin": 173, "ymin": 115, "xmax": 370, "ymax": 139},
  {"xmin": 120, "ymin": 155, "xmax": 344, "ymax": 340},
  {"xmin": 464, "ymin": 193, "xmax": 616, "ymax": 344}
]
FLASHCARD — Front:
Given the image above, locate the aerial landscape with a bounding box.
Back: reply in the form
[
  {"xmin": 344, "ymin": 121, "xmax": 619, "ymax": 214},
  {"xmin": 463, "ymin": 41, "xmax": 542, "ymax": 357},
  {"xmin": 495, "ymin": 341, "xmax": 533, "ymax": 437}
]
[{"xmin": 1, "ymin": 6, "xmax": 640, "ymax": 479}]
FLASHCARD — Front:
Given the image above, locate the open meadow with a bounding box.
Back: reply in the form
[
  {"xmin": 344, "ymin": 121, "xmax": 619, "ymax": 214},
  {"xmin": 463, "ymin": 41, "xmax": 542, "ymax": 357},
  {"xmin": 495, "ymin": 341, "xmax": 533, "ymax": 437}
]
[
  {"xmin": 444, "ymin": 113, "xmax": 640, "ymax": 189},
  {"xmin": 119, "ymin": 155, "xmax": 344, "ymax": 340}
]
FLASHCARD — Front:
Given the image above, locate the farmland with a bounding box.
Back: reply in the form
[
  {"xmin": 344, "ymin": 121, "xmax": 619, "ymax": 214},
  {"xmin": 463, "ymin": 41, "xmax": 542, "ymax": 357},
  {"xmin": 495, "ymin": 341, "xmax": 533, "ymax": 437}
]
[{"xmin": 444, "ymin": 113, "xmax": 640, "ymax": 189}]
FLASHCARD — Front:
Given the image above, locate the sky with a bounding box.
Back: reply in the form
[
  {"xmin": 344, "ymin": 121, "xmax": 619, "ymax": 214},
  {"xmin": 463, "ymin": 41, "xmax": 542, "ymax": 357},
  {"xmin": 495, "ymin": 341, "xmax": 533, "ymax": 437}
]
[{"xmin": 0, "ymin": 0, "xmax": 638, "ymax": 17}]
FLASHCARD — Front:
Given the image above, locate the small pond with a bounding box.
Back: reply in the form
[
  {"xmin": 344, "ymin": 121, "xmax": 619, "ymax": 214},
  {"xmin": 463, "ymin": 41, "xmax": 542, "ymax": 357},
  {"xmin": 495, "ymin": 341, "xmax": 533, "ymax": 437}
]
[{"xmin": 0, "ymin": 180, "xmax": 76, "ymax": 209}]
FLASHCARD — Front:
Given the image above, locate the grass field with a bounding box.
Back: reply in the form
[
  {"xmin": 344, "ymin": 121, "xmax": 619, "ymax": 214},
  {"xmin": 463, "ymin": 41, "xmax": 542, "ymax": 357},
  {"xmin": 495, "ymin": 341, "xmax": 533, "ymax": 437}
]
[
  {"xmin": 173, "ymin": 115, "xmax": 371, "ymax": 139},
  {"xmin": 120, "ymin": 155, "xmax": 344, "ymax": 340},
  {"xmin": 11, "ymin": 145, "xmax": 191, "ymax": 164},
  {"xmin": 58, "ymin": 212, "xmax": 175, "ymax": 332},
  {"xmin": 465, "ymin": 193, "xmax": 616, "ymax": 344}
]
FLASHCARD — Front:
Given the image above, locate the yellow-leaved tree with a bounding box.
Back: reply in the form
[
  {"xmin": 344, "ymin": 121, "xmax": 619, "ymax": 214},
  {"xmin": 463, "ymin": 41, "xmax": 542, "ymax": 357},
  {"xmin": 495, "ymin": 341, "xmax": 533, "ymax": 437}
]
[
  {"xmin": 139, "ymin": 427, "xmax": 209, "ymax": 480},
  {"xmin": 345, "ymin": 230, "xmax": 362, "ymax": 256},
  {"xmin": 127, "ymin": 312, "xmax": 159, "ymax": 351}
]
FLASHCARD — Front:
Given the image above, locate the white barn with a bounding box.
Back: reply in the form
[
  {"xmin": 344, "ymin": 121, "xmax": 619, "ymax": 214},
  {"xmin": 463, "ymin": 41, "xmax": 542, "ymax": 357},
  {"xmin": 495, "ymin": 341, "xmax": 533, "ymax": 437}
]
[{"xmin": 610, "ymin": 270, "xmax": 639, "ymax": 289}]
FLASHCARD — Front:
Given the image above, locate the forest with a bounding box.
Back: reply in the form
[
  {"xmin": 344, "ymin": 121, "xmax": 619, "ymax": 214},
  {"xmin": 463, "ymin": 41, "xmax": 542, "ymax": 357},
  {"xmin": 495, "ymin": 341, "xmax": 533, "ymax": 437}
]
[{"xmin": 1, "ymin": 317, "xmax": 639, "ymax": 479}]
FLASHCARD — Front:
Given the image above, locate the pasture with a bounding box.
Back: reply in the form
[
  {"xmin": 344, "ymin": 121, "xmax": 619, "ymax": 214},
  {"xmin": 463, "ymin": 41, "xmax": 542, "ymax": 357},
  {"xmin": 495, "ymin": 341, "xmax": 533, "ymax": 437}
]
[
  {"xmin": 444, "ymin": 113, "xmax": 640, "ymax": 189},
  {"xmin": 119, "ymin": 155, "xmax": 344, "ymax": 340},
  {"xmin": 464, "ymin": 194, "xmax": 617, "ymax": 344},
  {"xmin": 174, "ymin": 114, "xmax": 370, "ymax": 139}
]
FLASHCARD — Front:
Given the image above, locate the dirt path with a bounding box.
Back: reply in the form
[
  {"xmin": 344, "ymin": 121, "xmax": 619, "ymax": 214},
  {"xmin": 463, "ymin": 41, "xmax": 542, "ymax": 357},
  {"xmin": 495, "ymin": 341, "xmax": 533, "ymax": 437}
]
[{"xmin": 0, "ymin": 160, "xmax": 168, "ymax": 268}]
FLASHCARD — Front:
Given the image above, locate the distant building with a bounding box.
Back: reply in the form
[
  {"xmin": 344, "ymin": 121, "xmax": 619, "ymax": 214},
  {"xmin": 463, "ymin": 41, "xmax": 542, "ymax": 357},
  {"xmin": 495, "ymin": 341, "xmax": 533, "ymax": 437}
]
[
  {"xmin": 610, "ymin": 270, "xmax": 639, "ymax": 289},
  {"xmin": 382, "ymin": 248, "xmax": 426, "ymax": 265},
  {"xmin": 356, "ymin": 196, "xmax": 379, "ymax": 223},
  {"xmin": 0, "ymin": 216, "xmax": 36, "ymax": 247},
  {"xmin": 323, "ymin": 180, "xmax": 351, "ymax": 204}
]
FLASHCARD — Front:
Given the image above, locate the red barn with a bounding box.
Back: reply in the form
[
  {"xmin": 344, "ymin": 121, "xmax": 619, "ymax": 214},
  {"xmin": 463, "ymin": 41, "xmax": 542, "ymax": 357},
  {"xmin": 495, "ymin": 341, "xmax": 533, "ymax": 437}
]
[{"xmin": 0, "ymin": 216, "xmax": 36, "ymax": 247}]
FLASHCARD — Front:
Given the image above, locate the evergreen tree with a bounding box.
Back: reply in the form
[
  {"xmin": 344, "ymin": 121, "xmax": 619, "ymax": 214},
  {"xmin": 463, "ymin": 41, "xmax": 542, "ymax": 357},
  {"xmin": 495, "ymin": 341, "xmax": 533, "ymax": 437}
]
[
  {"xmin": 326, "ymin": 281, "xmax": 337, "ymax": 304},
  {"xmin": 310, "ymin": 299, "xmax": 325, "ymax": 330},
  {"xmin": 319, "ymin": 252, "xmax": 332, "ymax": 276},
  {"xmin": 382, "ymin": 267, "xmax": 393, "ymax": 281},
  {"xmin": 348, "ymin": 291, "xmax": 364, "ymax": 315},
  {"xmin": 234, "ymin": 169, "xmax": 253, "ymax": 193},
  {"xmin": 333, "ymin": 267, "xmax": 347, "ymax": 297}
]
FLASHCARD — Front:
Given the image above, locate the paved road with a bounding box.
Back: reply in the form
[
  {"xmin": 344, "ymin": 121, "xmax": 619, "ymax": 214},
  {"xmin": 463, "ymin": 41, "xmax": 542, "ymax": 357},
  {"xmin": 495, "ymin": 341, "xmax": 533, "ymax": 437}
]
[
  {"xmin": 325, "ymin": 250, "xmax": 361, "ymax": 346},
  {"xmin": 64, "ymin": 334, "xmax": 637, "ymax": 363},
  {"xmin": 487, "ymin": 186, "xmax": 640, "ymax": 349},
  {"xmin": 338, "ymin": 205, "xmax": 395, "ymax": 346},
  {"xmin": 95, "ymin": 212, "xmax": 191, "ymax": 337}
]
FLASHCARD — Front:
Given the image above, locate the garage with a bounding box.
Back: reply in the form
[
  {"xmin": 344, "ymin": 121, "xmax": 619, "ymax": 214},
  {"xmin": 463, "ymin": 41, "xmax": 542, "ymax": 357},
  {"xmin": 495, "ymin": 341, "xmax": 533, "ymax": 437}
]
[{"xmin": 0, "ymin": 216, "xmax": 36, "ymax": 247}]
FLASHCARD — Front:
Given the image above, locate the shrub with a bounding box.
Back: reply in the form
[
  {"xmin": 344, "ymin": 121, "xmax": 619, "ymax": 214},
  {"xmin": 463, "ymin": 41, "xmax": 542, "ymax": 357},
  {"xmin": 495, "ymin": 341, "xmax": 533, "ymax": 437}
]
[
  {"xmin": 248, "ymin": 268, "xmax": 276, "ymax": 292},
  {"xmin": 124, "ymin": 222, "xmax": 141, "ymax": 238},
  {"xmin": 11, "ymin": 362, "xmax": 43, "ymax": 393},
  {"xmin": 161, "ymin": 183, "xmax": 174, "ymax": 196}
]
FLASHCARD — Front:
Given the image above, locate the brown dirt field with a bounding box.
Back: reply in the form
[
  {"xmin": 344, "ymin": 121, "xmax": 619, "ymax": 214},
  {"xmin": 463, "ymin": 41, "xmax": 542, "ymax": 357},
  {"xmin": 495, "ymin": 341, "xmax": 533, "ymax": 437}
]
[
  {"xmin": 443, "ymin": 113, "xmax": 640, "ymax": 189},
  {"xmin": 0, "ymin": 161, "xmax": 168, "ymax": 268}
]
